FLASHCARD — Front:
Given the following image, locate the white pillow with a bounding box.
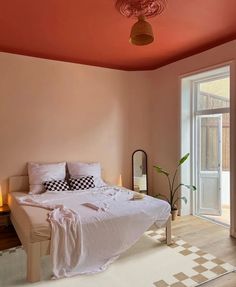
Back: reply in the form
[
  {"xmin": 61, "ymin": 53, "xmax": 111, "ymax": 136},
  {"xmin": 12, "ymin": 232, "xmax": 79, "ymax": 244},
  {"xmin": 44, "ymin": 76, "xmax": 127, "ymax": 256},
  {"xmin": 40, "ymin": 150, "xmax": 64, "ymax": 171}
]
[
  {"xmin": 28, "ymin": 162, "xmax": 66, "ymax": 194},
  {"xmin": 67, "ymin": 162, "xmax": 105, "ymax": 187}
]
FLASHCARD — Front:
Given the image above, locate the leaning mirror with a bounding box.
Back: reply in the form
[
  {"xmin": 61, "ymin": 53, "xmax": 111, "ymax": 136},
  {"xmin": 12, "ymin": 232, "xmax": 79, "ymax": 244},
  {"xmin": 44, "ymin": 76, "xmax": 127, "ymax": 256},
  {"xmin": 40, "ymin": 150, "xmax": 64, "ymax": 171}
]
[{"xmin": 132, "ymin": 150, "xmax": 148, "ymax": 194}]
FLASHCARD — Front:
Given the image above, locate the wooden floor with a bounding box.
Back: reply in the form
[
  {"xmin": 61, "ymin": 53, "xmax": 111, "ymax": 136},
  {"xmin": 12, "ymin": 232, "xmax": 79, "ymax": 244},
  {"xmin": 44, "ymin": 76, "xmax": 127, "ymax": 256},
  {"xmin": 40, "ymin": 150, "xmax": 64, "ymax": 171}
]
[
  {"xmin": 0, "ymin": 216, "xmax": 236, "ymax": 286},
  {"xmin": 0, "ymin": 225, "xmax": 21, "ymax": 251},
  {"xmin": 172, "ymin": 215, "xmax": 236, "ymax": 287}
]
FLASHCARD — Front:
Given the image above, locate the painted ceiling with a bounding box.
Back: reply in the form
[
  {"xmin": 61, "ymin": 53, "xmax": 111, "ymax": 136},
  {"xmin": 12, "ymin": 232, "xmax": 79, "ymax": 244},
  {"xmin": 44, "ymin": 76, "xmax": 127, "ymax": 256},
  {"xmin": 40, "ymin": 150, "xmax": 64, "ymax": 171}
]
[{"xmin": 0, "ymin": 0, "xmax": 236, "ymax": 71}]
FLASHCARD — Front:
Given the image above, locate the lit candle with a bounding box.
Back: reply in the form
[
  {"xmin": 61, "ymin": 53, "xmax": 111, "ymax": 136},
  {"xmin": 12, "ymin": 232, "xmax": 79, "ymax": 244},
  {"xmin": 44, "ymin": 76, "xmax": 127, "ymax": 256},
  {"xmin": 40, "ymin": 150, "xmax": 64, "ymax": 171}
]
[
  {"xmin": 0, "ymin": 186, "xmax": 3, "ymax": 207},
  {"xmin": 118, "ymin": 174, "xmax": 123, "ymax": 187}
]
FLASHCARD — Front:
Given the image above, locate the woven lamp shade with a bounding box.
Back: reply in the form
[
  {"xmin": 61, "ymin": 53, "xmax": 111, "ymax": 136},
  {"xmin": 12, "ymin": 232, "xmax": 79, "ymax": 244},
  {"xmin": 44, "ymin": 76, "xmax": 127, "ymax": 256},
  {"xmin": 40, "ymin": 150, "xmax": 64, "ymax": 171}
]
[{"xmin": 130, "ymin": 16, "xmax": 154, "ymax": 46}]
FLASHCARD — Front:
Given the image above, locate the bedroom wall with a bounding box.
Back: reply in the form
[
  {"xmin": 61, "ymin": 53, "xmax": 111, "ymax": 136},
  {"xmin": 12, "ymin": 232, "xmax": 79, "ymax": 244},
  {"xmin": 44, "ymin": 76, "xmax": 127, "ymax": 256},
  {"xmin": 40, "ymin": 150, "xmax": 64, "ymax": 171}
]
[
  {"xmin": 149, "ymin": 40, "xmax": 236, "ymax": 236},
  {"xmin": 0, "ymin": 53, "xmax": 151, "ymax": 200},
  {"xmin": 2, "ymin": 40, "xmax": 235, "ymax": 234}
]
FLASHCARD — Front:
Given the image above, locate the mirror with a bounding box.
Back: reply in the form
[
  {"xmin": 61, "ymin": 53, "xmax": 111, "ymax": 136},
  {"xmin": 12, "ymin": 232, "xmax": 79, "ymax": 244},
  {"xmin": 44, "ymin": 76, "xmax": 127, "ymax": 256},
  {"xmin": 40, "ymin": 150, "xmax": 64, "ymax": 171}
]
[{"xmin": 132, "ymin": 150, "xmax": 148, "ymax": 194}]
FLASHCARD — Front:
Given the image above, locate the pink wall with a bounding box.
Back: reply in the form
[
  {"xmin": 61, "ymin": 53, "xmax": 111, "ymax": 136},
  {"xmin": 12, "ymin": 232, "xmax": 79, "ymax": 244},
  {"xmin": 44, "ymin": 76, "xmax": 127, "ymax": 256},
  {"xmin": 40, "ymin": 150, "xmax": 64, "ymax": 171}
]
[
  {"xmin": 1, "ymin": 40, "xmax": 235, "ymax": 235},
  {"xmin": 149, "ymin": 40, "xmax": 236, "ymax": 236},
  {"xmin": 0, "ymin": 53, "xmax": 151, "ymax": 200},
  {"xmin": 150, "ymin": 40, "xmax": 236, "ymax": 194}
]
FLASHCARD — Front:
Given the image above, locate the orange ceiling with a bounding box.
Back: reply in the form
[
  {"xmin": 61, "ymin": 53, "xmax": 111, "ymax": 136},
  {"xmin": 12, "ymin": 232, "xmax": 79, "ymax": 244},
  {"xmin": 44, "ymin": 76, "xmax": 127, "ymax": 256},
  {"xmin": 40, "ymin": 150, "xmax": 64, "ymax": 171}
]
[{"xmin": 0, "ymin": 0, "xmax": 236, "ymax": 71}]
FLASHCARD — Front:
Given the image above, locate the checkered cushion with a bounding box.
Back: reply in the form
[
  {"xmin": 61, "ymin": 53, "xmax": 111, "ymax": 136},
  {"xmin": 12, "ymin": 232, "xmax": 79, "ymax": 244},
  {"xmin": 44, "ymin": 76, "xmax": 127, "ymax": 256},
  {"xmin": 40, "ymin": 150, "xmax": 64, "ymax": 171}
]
[
  {"xmin": 43, "ymin": 180, "xmax": 70, "ymax": 192},
  {"xmin": 69, "ymin": 176, "xmax": 95, "ymax": 190}
]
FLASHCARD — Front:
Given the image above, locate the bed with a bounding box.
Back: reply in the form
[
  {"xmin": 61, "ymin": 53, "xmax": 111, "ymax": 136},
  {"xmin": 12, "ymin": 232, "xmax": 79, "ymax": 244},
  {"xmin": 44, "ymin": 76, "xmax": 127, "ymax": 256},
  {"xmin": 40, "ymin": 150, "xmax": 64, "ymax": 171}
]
[{"xmin": 8, "ymin": 175, "xmax": 172, "ymax": 283}]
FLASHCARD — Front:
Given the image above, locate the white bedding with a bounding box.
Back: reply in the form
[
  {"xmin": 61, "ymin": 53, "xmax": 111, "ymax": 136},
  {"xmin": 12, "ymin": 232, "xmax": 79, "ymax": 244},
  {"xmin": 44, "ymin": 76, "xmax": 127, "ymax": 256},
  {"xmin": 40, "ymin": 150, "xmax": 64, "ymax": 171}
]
[{"xmin": 18, "ymin": 186, "xmax": 170, "ymax": 279}]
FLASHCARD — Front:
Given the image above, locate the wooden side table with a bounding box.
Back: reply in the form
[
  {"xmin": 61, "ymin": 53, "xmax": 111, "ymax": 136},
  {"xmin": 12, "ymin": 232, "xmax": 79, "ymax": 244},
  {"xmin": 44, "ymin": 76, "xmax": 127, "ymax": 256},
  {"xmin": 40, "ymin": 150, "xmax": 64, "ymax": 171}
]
[{"xmin": 0, "ymin": 204, "xmax": 11, "ymax": 226}]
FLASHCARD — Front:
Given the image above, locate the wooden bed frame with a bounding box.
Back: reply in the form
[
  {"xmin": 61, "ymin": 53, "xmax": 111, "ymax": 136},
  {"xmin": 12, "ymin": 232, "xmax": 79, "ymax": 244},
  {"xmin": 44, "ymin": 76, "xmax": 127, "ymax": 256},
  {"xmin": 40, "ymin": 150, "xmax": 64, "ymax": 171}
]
[{"xmin": 9, "ymin": 175, "xmax": 172, "ymax": 283}]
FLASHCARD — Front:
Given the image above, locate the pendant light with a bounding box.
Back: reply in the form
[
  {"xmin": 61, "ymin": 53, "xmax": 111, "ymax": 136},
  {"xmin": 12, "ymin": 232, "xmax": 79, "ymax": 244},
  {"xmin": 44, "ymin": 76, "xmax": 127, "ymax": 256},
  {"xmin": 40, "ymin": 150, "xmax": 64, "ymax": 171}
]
[
  {"xmin": 115, "ymin": 0, "xmax": 168, "ymax": 46},
  {"xmin": 130, "ymin": 15, "xmax": 154, "ymax": 46}
]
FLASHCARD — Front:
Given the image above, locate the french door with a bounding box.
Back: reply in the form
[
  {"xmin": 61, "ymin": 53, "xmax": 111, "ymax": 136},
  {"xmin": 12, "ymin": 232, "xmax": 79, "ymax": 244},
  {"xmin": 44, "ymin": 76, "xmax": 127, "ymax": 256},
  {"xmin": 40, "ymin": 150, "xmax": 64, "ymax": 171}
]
[{"xmin": 196, "ymin": 114, "xmax": 222, "ymax": 216}]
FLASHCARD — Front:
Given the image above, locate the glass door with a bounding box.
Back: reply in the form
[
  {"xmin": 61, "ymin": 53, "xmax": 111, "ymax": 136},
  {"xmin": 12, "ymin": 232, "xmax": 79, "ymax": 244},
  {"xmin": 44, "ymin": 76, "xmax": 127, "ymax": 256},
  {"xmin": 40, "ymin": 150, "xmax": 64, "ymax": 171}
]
[{"xmin": 197, "ymin": 115, "xmax": 222, "ymax": 216}]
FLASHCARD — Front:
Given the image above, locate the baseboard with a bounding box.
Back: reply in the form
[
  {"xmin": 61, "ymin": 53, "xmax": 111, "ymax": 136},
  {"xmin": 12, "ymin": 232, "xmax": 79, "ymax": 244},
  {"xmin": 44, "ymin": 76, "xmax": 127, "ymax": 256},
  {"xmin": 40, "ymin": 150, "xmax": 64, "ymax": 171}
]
[{"xmin": 230, "ymin": 228, "xmax": 236, "ymax": 238}]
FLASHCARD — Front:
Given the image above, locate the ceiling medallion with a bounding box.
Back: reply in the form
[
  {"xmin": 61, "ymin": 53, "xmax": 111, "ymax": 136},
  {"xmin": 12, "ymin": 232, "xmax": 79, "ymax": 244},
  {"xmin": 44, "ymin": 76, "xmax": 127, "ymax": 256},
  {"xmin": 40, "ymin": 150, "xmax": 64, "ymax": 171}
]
[{"xmin": 115, "ymin": 0, "xmax": 168, "ymax": 46}]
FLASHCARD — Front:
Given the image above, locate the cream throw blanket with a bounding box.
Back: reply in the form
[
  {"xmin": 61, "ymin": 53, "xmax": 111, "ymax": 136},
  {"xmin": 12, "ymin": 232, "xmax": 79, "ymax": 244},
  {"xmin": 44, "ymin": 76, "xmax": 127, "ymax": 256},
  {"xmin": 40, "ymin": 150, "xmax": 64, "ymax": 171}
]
[{"xmin": 18, "ymin": 187, "xmax": 170, "ymax": 279}]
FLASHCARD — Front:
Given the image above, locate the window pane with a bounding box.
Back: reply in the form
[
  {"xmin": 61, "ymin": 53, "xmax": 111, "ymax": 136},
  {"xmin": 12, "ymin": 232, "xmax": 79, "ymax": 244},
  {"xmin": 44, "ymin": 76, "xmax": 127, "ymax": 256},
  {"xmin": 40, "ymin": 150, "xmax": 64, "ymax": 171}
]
[
  {"xmin": 222, "ymin": 113, "xmax": 230, "ymax": 171},
  {"xmin": 200, "ymin": 117, "xmax": 219, "ymax": 171},
  {"xmin": 197, "ymin": 77, "xmax": 230, "ymax": 111}
]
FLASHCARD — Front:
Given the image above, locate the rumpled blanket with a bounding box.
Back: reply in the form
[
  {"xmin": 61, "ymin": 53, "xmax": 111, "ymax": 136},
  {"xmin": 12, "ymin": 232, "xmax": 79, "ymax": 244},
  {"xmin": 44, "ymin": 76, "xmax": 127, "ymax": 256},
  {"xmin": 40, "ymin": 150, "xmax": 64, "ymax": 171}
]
[{"xmin": 18, "ymin": 186, "xmax": 170, "ymax": 279}]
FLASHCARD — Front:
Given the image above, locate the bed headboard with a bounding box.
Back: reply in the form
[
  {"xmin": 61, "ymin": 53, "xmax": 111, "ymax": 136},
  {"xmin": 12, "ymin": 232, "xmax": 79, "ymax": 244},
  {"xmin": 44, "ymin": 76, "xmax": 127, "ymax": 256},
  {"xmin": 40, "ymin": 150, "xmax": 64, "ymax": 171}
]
[{"xmin": 9, "ymin": 176, "xmax": 29, "ymax": 193}]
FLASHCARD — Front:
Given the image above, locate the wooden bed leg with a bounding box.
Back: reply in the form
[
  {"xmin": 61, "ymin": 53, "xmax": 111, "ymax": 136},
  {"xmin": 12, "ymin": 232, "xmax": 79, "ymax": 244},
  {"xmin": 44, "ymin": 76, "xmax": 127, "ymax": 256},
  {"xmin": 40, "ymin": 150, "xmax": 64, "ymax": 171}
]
[
  {"xmin": 27, "ymin": 242, "xmax": 41, "ymax": 283},
  {"xmin": 166, "ymin": 215, "xmax": 172, "ymax": 245}
]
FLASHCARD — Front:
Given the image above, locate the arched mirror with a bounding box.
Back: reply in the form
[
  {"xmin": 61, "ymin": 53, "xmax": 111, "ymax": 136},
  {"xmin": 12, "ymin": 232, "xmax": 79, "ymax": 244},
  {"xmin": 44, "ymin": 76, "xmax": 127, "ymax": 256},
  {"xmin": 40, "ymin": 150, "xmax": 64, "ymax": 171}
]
[{"xmin": 132, "ymin": 150, "xmax": 148, "ymax": 194}]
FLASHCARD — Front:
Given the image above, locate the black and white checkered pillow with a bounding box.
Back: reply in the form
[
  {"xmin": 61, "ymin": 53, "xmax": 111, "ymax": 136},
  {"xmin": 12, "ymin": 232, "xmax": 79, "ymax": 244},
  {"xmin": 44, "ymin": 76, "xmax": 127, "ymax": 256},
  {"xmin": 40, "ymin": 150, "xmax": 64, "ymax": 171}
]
[
  {"xmin": 69, "ymin": 176, "xmax": 95, "ymax": 190},
  {"xmin": 43, "ymin": 180, "xmax": 70, "ymax": 192}
]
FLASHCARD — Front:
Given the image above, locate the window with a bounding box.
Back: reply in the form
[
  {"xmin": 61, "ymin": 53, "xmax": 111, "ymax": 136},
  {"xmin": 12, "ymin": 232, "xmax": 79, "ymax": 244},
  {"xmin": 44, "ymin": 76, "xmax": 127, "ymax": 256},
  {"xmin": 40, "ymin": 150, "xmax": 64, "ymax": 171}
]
[{"xmin": 196, "ymin": 77, "xmax": 230, "ymax": 111}]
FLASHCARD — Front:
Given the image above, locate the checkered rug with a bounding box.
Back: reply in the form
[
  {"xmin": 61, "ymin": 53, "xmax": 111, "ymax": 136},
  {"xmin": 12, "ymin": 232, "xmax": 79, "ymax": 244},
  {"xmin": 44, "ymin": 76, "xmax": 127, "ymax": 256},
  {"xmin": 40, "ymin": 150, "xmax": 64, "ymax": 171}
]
[
  {"xmin": 0, "ymin": 229, "xmax": 235, "ymax": 287},
  {"xmin": 146, "ymin": 229, "xmax": 235, "ymax": 287}
]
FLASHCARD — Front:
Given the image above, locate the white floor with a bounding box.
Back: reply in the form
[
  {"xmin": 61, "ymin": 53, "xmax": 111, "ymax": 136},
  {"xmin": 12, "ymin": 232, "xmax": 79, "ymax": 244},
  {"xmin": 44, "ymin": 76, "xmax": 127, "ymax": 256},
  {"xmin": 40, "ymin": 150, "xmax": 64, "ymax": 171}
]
[{"xmin": 202, "ymin": 206, "xmax": 230, "ymax": 226}]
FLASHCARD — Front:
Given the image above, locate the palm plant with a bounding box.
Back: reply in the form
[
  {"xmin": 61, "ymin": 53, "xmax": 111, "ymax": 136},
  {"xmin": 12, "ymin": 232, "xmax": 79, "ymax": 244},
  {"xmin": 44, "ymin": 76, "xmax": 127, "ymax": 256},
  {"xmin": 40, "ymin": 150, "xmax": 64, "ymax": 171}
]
[{"xmin": 153, "ymin": 153, "xmax": 196, "ymax": 212}]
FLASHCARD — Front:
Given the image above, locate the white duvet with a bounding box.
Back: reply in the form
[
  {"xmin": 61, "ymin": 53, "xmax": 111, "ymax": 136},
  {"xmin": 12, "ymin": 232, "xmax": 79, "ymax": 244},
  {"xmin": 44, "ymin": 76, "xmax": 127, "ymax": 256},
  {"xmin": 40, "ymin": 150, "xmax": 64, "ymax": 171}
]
[{"xmin": 18, "ymin": 186, "xmax": 170, "ymax": 279}]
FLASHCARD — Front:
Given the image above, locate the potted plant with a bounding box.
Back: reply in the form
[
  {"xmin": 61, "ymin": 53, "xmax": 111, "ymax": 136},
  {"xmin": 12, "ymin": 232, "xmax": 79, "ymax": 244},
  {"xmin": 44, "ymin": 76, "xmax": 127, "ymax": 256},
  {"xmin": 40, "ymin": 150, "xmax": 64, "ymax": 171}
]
[{"xmin": 153, "ymin": 153, "xmax": 196, "ymax": 220}]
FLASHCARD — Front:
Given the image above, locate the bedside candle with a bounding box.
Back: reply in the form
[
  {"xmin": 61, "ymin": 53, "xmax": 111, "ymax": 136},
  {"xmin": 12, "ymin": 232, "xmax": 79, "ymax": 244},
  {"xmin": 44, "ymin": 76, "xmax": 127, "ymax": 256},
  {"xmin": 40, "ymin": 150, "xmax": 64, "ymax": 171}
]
[
  {"xmin": 118, "ymin": 174, "xmax": 123, "ymax": 187},
  {"xmin": 0, "ymin": 186, "xmax": 3, "ymax": 207}
]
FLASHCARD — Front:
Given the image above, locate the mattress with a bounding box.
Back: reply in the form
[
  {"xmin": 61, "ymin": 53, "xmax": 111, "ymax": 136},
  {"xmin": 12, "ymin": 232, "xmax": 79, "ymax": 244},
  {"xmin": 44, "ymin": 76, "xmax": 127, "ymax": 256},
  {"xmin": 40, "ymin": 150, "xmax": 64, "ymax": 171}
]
[
  {"xmin": 9, "ymin": 188, "xmax": 170, "ymax": 245},
  {"xmin": 8, "ymin": 191, "xmax": 51, "ymax": 243}
]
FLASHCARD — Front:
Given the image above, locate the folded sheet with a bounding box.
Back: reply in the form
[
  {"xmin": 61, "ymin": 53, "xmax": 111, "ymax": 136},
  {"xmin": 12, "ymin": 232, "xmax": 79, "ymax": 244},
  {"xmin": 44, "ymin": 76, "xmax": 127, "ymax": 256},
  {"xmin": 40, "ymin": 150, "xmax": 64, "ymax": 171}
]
[{"xmin": 82, "ymin": 202, "xmax": 106, "ymax": 211}]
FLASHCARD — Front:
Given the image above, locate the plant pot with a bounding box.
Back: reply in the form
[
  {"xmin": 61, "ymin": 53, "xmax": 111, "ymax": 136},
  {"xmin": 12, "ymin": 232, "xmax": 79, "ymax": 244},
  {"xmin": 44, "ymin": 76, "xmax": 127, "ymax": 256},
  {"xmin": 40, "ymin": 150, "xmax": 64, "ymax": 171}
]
[{"xmin": 171, "ymin": 209, "xmax": 178, "ymax": 221}]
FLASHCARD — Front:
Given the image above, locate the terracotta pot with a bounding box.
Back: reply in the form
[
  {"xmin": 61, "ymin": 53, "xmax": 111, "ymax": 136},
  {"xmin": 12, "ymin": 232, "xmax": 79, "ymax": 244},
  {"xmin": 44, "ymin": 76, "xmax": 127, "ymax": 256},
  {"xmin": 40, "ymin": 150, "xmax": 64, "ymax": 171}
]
[{"xmin": 171, "ymin": 209, "xmax": 178, "ymax": 221}]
